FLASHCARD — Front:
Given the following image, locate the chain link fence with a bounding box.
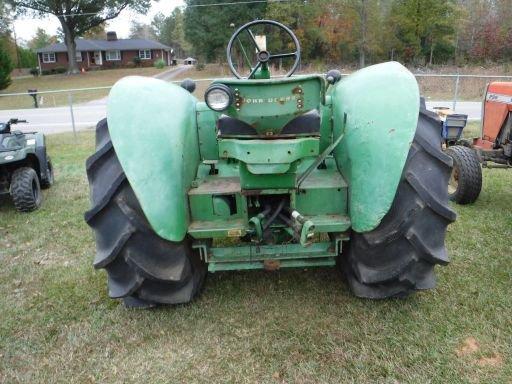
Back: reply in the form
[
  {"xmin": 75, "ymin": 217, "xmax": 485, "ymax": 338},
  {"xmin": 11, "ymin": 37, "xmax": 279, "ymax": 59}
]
[{"xmin": 1, "ymin": 73, "xmax": 512, "ymax": 136}]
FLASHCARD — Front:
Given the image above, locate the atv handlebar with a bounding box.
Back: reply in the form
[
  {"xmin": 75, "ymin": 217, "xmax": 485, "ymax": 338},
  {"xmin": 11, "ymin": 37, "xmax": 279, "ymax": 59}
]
[{"xmin": 8, "ymin": 118, "xmax": 27, "ymax": 124}]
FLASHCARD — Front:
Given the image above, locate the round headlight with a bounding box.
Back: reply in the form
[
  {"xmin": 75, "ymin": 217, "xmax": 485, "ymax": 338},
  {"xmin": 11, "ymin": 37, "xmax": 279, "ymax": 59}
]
[{"xmin": 205, "ymin": 84, "xmax": 234, "ymax": 111}]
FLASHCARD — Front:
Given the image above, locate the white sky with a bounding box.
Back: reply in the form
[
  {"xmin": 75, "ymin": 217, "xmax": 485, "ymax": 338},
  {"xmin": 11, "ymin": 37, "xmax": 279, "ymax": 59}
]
[{"xmin": 13, "ymin": 0, "xmax": 185, "ymax": 43}]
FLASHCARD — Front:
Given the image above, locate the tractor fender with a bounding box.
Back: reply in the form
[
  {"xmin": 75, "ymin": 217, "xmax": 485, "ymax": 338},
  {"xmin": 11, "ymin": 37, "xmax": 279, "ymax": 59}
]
[
  {"xmin": 331, "ymin": 62, "xmax": 420, "ymax": 233},
  {"xmin": 107, "ymin": 76, "xmax": 200, "ymax": 242}
]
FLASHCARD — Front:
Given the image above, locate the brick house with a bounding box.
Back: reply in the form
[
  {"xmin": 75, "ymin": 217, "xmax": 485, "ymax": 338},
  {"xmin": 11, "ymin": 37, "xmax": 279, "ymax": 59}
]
[{"xmin": 36, "ymin": 32, "xmax": 173, "ymax": 72}]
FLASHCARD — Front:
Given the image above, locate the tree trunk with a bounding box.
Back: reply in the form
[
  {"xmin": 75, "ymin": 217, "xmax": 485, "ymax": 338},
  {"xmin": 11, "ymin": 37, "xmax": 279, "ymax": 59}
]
[
  {"xmin": 429, "ymin": 40, "xmax": 434, "ymax": 66},
  {"xmin": 359, "ymin": 0, "xmax": 367, "ymax": 68},
  {"xmin": 58, "ymin": 17, "xmax": 79, "ymax": 75}
]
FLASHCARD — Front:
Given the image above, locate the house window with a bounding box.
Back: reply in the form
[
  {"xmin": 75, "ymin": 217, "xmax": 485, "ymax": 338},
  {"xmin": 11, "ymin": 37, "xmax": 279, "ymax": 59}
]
[
  {"xmin": 106, "ymin": 50, "xmax": 121, "ymax": 61},
  {"xmin": 42, "ymin": 52, "xmax": 56, "ymax": 63},
  {"xmin": 76, "ymin": 51, "xmax": 82, "ymax": 62},
  {"xmin": 139, "ymin": 49, "xmax": 152, "ymax": 60}
]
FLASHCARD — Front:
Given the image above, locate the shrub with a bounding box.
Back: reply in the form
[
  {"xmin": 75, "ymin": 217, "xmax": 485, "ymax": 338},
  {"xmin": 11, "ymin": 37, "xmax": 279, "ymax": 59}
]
[
  {"xmin": 50, "ymin": 67, "xmax": 66, "ymax": 74},
  {"xmin": 30, "ymin": 68, "xmax": 39, "ymax": 77},
  {"xmin": 0, "ymin": 43, "xmax": 13, "ymax": 90},
  {"xmin": 195, "ymin": 62, "xmax": 205, "ymax": 71},
  {"xmin": 41, "ymin": 69, "xmax": 51, "ymax": 76},
  {"xmin": 133, "ymin": 57, "xmax": 141, "ymax": 67},
  {"xmin": 154, "ymin": 58, "xmax": 165, "ymax": 69}
]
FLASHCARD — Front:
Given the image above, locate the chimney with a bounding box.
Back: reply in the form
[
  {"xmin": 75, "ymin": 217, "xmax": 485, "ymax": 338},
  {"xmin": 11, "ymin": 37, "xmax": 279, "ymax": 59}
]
[{"xmin": 106, "ymin": 31, "xmax": 118, "ymax": 41}]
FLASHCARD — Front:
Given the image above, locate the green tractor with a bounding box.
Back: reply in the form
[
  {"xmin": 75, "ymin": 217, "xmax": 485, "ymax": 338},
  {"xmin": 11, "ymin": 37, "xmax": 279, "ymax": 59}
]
[
  {"xmin": 85, "ymin": 20, "xmax": 456, "ymax": 307},
  {"xmin": 0, "ymin": 118, "xmax": 54, "ymax": 212}
]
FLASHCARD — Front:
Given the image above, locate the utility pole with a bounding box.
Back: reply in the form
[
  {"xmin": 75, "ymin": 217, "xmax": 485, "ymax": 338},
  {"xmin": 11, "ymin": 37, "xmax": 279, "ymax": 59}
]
[{"xmin": 12, "ymin": 21, "xmax": 21, "ymax": 70}]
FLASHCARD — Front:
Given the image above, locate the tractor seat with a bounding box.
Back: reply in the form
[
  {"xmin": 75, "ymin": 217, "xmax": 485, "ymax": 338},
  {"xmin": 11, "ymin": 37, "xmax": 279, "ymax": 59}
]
[{"xmin": 218, "ymin": 109, "xmax": 321, "ymax": 138}]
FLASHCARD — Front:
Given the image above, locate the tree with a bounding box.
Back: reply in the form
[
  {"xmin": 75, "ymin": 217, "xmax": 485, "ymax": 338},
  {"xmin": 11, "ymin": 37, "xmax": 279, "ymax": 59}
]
[
  {"xmin": 0, "ymin": 41, "xmax": 13, "ymax": 89},
  {"xmin": 8, "ymin": 0, "xmax": 151, "ymax": 74},
  {"xmin": 184, "ymin": 0, "xmax": 267, "ymax": 62},
  {"xmin": 389, "ymin": 0, "xmax": 456, "ymax": 65},
  {"xmin": 129, "ymin": 20, "xmax": 156, "ymax": 40},
  {"xmin": 27, "ymin": 27, "xmax": 58, "ymax": 49},
  {"xmin": 153, "ymin": 8, "xmax": 190, "ymax": 58},
  {"xmin": 82, "ymin": 23, "xmax": 107, "ymax": 39}
]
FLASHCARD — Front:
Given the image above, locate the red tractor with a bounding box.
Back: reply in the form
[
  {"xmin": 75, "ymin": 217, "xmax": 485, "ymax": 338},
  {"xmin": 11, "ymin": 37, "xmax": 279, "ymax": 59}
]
[{"xmin": 443, "ymin": 82, "xmax": 512, "ymax": 204}]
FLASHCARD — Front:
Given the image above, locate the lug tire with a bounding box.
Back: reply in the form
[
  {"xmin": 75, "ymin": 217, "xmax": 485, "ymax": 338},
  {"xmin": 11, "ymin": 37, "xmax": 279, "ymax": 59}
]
[
  {"xmin": 343, "ymin": 108, "xmax": 457, "ymax": 299},
  {"xmin": 445, "ymin": 145, "xmax": 482, "ymax": 204},
  {"xmin": 84, "ymin": 119, "xmax": 206, "ymax": 308},
  {"xmin": 41, "ymin": 157, "xmax": 54, "ymax": 189},
  {"xmin": 10, "ymin": 167, "xmax": 42, "ymax": 212}
]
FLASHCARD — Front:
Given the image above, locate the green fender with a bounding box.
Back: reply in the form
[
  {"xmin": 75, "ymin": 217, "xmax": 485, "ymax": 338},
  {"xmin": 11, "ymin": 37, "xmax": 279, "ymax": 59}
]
[
  {"xmin": 107, "ymin": 76, "xmax": 200, "ymax": 242},
  {"xmin": 331, "ymin": 62, "xmax": 420, "ymax": 233}
]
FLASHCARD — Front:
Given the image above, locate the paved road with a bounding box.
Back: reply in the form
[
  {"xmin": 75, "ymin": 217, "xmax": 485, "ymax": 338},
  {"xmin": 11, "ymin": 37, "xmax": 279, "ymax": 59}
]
[
  {"xmin": 0, "ymin": 66, "xmax": 191, "ymax": 134},
  {"xmin": 0, "ymin": 86, "xmax": 482, "ymax": 135},
  {"xmin": 425, "ymin": 101, "xmax": 481, "ymax": 121}
]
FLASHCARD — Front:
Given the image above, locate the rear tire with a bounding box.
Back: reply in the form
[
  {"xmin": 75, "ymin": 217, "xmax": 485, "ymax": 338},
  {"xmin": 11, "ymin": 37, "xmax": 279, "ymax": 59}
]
[
  {"xmin": 343, "ymin": 108, "xmax": 457, "ymax": 299},
  {"xmin": 445, "ymin": 145, "xmax": 482, "ymax": 204},
  {"xmin": 10, "ymin": 167, "xmax": 42, "ymax": 212},
  {"xmin": 85, "ymin": 119, "xmax": 206, "ymax": 307}
]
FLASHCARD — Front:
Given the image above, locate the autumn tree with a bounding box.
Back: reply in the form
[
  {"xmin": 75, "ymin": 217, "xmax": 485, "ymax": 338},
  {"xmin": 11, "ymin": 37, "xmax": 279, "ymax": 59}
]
[
  {"xmin": 8, "ymin": 0, "xmax": 151, "ymax": 74},
  {"xmin": 27, "ymin": 27, "xmax": 58, "ymax": 49}
]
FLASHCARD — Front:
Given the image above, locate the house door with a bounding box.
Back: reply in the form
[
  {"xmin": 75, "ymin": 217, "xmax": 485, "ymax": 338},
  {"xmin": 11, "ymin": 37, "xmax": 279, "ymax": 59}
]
[{"xmin": 93, "ymin": 51, "xmax": 102, "ymax": 65}]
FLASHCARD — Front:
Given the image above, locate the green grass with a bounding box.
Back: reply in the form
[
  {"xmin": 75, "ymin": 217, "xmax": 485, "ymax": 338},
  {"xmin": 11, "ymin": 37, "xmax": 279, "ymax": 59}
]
[
  {"xmin": 0, "ymin": 131, "xmax": 511, "ymax": 383},
  {"xmin": 0, "ymin": 67, "xmax": 168, "ymax": 109}
]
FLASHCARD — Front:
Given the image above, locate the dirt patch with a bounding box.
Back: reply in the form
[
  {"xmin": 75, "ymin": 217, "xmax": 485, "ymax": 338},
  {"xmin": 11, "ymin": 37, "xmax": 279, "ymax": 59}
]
[
  {"xmin": 456, "ymin": 337, "xmax": 480, "ymax": 357},
  {"xmin": 477, "ymin": 354, "xmax": 503, "ymax": 368}
]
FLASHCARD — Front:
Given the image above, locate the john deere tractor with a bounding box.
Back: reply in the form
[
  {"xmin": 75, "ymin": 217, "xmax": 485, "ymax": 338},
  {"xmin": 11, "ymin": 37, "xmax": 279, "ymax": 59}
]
[{"xmin": 85, "ymin": 20, "xmax": 456, "ymax": 307}]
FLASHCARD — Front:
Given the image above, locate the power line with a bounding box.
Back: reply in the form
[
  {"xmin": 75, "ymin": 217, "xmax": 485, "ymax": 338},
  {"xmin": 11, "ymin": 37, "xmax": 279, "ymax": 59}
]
[
  {"xmin": 187, "ymin": 0, "xmax": 298, "ymax": 8},
  {"xmin": 23, "ymin": 0, "xmax": 299, "ymax": 17}
]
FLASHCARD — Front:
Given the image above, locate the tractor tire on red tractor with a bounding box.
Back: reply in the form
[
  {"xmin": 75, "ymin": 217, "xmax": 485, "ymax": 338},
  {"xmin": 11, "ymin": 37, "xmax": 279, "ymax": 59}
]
[{"xmin": 446, "ymin": 145, "xmax": 483, "ymax": 205}]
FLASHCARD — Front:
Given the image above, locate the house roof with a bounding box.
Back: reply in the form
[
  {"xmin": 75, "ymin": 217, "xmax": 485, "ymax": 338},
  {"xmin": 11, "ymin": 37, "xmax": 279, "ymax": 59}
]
[{"xmin": 36, "ymin": 38, "xmax": 171, "ymax": 53}]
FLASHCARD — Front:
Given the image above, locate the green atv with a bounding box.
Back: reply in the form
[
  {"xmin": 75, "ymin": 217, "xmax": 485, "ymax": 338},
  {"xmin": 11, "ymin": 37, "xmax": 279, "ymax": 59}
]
[
  {"xmin": 85, "ymin": 20, "xmax": 456, "ymax": 308},
  {"xmin": 0, "ymin": 118, "xmax": 54, "ymax": 212}
]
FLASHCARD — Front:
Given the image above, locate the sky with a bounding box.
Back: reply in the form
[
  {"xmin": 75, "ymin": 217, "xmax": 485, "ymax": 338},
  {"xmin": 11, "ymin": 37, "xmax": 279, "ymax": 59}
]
[{"xmin": 13, "ymin": 0, "xmax": 184, "ymax": 43}]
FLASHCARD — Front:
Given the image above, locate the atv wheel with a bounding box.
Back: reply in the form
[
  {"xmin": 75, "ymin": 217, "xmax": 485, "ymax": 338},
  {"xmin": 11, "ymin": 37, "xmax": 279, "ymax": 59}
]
[
  {"xmin": 343, "ymin": 108, "xmax": 457, "ymax": 299},
  {"xmin": 85, "ymin": 119, "xmax": 206, "ymax": 307},
  {"xmin": 40, "ymin": 156, "xmax": 54, "ymax": 189},
  {"xmin": 10, "ymin": 167, "xmax": 42, "ymax": 212},
  {"xmin": 445, "ymin": 145, "xmax": 482, "ymax": 204}
]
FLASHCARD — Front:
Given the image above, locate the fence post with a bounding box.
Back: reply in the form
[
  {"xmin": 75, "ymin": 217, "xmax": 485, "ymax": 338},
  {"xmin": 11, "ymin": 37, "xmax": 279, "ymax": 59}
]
[
  {"xmin": 452, "ymin": 73, "xmax": 460, "ymax": 110},
  {"xmin": 68, "ymin": 92, "xmax": 77, "ymax": 140}
]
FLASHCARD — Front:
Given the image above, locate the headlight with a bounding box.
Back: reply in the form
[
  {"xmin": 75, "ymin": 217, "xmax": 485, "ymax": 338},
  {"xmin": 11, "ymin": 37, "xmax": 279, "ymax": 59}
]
[{"xmin": 205, "ymin": 84, "xmax": 233, "ymax": 111}]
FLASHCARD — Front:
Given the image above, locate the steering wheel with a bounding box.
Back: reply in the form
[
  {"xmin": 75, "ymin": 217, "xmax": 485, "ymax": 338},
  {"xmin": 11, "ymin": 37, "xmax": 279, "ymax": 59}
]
[{"xmin": 226, "ymin": 20, "xmax": 301, "ymax": 79}]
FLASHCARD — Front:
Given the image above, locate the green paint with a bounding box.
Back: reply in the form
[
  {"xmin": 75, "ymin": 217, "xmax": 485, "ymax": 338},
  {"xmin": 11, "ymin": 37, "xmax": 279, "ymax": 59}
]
[
  {"xmin": 206, "ymin": 241, "xmax": 341, "ymax": 272},
  {"xmin": 330, "ymin": 62, "xmax": 419, "ymax": 232},
  {"xmin": 196, "ymin": 102, "xmax": 219, "ymax": 161},
  {"xmin": 218, "ymin": 138, "xmax": 319, "ymax": 166},
  {"xmin": 212, "ymin": 75, "xmax": 324, "ymax": 134},
  {"xmin": 107, "ymin": 76, "xmax": 200, "ymax": 242}
]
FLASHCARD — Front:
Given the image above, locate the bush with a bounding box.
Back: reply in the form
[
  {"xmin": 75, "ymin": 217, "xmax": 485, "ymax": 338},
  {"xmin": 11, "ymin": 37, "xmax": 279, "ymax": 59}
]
[
  {"xmin": 53, "ymin": 66, "xmax": 67, "ymax": 74},
  {"xmin": 0, "ymin": 43, "xmax": 13, "ymax": 90},
  {"xmin": 195, "ymin": 62, "xmax": 205, "ymax": 71},
  {"xmin": 41, "ymin": 69, "xmax": 51, "ymax": 76},
  {"xmin": 133, "ymin": 57, "xmax": 141, "ymax": 67},
  {"xmin": 154, "ymin": 58, "xmax": 166, "ymax": 69},
  {"xmin": 29, "ymin": 68, "xmax": 39, "ymax": 77}
]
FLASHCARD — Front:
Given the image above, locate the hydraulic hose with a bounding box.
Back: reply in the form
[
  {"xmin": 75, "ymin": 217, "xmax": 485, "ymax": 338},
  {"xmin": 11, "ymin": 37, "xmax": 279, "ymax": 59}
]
[{"xmin": 262, "ymin": 199, "xmax": 286, "ymax": 230}]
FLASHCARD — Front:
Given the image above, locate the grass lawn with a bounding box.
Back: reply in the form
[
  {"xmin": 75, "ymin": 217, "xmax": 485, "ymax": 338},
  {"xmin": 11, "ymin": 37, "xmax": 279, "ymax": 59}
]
[
  {"xmin": 0, "ymin": 67, "xmax": 168, "ymax": 110},
  {"xmin": 0, "ymin": 130, "xmax": 511, "ymax": 383}
]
